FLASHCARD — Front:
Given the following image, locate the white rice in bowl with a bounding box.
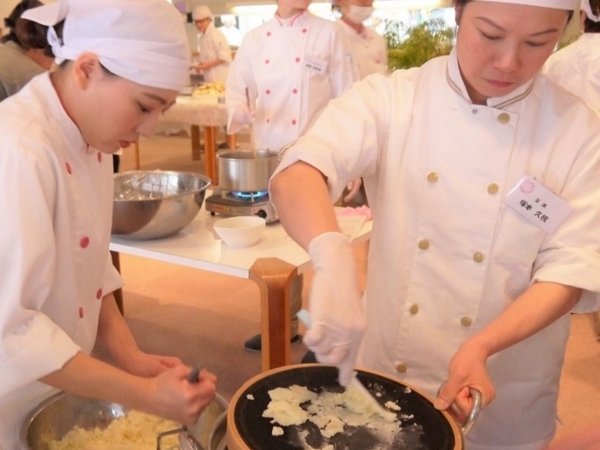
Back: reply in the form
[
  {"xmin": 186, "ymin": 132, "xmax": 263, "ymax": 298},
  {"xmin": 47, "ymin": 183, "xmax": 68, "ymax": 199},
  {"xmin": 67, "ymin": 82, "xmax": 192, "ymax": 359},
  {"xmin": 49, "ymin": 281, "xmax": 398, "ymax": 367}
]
[{"xmin": 48, "ymin": 410, "xmax": 180, "ymax": 450}]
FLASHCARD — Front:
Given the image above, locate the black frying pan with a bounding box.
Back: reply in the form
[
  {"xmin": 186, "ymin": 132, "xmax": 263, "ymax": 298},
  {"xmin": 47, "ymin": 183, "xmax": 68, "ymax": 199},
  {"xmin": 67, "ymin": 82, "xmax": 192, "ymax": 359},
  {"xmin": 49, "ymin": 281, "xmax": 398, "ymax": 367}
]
[{"xmin": 227, "ymin": 364, "xmax": 463, "ymax": 450}]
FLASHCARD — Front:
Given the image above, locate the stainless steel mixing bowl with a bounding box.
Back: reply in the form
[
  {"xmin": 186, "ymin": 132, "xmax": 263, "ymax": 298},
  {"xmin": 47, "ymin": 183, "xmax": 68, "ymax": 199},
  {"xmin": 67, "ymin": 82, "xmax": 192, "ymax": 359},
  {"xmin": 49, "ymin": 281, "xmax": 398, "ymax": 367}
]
[
  {"xmin": 21, "ymin": 391, "xmax": 228, "ymax": 450},
  {"xmin": 112, "ymin": 170, "xmax": 211, "ymax": 240}
]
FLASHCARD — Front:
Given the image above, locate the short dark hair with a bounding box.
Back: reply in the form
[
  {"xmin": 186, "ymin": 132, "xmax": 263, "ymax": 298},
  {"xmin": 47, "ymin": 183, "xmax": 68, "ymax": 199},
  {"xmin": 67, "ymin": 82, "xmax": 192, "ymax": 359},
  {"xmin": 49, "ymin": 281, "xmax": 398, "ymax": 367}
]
[
  {"xmin": 584, "ymin": 0, "xmax": 600, "ymax": 32},
  {"xmin": 1, "ymin": 0, "xmax": 58, "ymax": 57}
]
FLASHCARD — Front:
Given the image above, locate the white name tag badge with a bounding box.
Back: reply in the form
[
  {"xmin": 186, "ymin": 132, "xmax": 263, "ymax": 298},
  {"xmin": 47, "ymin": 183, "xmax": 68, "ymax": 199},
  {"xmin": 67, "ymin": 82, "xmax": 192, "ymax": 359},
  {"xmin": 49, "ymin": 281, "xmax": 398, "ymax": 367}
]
[
  {"xmin": 505, "ymin": 175, "xmax": 574, "ymax": 234},
  {"xmin": 304, "ymin": 56, "xmax": 327, "ymax": 74}
]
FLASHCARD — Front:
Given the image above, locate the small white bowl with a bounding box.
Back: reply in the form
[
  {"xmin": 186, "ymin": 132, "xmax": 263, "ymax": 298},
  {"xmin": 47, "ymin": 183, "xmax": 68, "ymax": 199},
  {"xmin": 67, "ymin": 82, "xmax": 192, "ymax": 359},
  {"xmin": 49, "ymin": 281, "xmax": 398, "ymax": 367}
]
[{"xmin": 213, "ymin": 216, "xmax": 266, "ymax": 248}]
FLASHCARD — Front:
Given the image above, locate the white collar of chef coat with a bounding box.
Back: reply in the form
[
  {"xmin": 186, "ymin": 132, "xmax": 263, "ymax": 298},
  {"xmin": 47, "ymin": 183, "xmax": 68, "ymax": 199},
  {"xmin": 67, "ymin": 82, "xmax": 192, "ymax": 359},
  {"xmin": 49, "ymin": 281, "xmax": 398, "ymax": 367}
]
[
  {"xmin": 37, "ymin": 73, "xmax": 88, "ymax": 152},
  {"xmin": 338, "ymin": 19, "xmax": 370, "ymax": 39},
  {"xmin": 275, "ymin": 10, "xmax": 309, "ymax": 27},
  {"xmin": 446, "ymin": 47, "xmax": 535, "ymax": 109}
]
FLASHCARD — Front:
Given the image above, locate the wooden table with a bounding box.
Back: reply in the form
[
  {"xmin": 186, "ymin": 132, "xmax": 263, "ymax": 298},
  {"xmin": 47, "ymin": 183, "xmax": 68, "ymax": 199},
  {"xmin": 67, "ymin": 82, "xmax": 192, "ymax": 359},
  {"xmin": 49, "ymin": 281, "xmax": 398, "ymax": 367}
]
[
  {"xmin": 110, "ymin": 204, "xmax": 371, "ymax": 372},
  {"xmin": 135, "ymin": 95, "xmax": 235, "ymax": 185}
]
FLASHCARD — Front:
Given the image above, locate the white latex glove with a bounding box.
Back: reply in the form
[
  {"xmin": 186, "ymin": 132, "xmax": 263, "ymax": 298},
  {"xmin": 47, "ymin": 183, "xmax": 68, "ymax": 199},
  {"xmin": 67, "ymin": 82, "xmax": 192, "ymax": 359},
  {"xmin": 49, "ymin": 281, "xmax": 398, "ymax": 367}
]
[
  {"xmin": 304, "ymin": 231, "xmax": 366, "ymax": 386},
  {"xmin": 343, "ymin": 178, "xmax": 362, "ymax": 203}
]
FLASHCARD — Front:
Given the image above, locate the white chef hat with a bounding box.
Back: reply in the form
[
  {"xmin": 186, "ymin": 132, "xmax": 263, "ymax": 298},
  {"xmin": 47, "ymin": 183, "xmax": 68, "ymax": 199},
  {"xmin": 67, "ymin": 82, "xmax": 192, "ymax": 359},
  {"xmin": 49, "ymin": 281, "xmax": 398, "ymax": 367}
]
[
  {"xmin": 192, "ymin": 5, "xmax": 212, "ymax": 21},
  {"xmin": 476, "ymin": 0, "xmax": 579, "ymax": 9},
  {"xmin": 21, "ymin": 0, "xmax": 190, "ymax": 91},
  {"xmin": 581, "ymin": 0, "xmax": 600, "ymax": 21}
]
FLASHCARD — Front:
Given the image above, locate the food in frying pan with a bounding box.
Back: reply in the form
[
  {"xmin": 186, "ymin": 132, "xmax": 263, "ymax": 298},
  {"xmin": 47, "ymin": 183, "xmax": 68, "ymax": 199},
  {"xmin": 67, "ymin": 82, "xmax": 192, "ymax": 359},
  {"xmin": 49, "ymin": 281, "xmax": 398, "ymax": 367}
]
[
  {"xmin": 47, "ymin": 410, "xmax": 179, "ymax": 449},
  {"xmin": 262, "ymin": 384, "xmax": 402, "ymax": 447}
]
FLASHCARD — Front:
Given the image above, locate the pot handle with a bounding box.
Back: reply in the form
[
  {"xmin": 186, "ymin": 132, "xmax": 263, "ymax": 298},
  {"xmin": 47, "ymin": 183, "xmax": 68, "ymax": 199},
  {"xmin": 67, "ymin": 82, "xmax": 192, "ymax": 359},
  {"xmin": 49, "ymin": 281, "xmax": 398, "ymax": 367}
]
[
  {"xmin": 461, "ymin": 388, "xmax": 481, "ymax": 436},
  {"xmin": 437, "ymin": 382, "xmax": 482, "ymax": 436}
]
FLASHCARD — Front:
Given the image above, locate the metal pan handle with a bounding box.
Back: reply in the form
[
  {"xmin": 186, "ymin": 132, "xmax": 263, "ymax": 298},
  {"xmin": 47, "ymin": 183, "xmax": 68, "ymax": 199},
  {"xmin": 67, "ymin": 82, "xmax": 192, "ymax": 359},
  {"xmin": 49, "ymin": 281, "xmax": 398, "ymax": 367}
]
[{"xmin": 437, "ymin": 382, "xmax": 482, "ymax": 436}]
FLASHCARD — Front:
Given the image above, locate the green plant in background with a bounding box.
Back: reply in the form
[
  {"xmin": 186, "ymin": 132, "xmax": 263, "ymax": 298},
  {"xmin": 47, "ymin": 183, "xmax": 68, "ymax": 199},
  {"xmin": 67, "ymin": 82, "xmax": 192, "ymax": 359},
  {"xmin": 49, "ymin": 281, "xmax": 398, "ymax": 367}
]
[{"xmin": 385, "ymin": 19, "xmax": 456, "ymax": 71}]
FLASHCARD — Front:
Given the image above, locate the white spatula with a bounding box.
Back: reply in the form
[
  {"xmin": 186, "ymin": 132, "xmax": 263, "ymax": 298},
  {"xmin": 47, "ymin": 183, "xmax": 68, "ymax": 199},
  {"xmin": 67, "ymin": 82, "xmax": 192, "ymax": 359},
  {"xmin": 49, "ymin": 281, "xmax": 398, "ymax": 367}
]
[{"xmin": 297, "ymin": 310, "xmax": 396, "ymax": 422}]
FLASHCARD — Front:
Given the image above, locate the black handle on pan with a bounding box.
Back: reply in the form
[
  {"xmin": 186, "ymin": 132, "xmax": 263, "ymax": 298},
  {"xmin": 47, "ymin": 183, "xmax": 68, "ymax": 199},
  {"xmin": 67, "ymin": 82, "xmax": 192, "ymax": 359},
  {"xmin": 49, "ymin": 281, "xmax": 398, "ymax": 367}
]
[{"xmin": 188, "ymin": 365, "xmax": 202, "ymax": 384}]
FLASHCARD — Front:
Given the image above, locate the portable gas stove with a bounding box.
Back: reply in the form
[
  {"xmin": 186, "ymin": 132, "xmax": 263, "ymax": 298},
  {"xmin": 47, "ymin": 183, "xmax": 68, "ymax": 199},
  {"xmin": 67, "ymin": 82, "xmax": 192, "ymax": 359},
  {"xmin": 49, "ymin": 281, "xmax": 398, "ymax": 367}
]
[{"xmin": 205, "ymin": 188, "xmax": 279, "ymax": 223}]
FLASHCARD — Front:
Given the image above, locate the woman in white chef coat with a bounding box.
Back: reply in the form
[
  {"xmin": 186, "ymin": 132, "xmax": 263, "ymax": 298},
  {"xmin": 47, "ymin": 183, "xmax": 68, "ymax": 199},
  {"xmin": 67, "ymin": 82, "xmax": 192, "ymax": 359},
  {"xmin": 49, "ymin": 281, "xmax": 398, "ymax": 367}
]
[
  {"xmin": 269, "ymin": 0, "xmax": 600, "ymax": 449},
  {"xmin": 225, "ymin": 0, "xmax": 358, "ymax": 353},
  {"xmin": 192, "ymin": 5, "xmax": 232, "ymax": 84},
  {"xmin": 544, "ymin": 0, "xmax": 600, "ymax": 108},
  {"xmin": 0, "ymin": 0, "xmax": 216, "ymax": 448},
  {"xmin": 335, "ymin": 0, "xmax": 388, "ymax": 79}
]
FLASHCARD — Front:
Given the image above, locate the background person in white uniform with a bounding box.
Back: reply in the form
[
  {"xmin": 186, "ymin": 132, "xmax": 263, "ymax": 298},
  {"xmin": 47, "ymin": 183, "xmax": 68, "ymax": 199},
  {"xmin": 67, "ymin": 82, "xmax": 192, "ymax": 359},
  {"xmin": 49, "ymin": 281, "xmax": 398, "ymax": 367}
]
[
  {"xmin": 226, "ymin": 0, "xmax": 358, "ymax": 353},
  {"xmin": 335, "ymin": 0, "xmax": 388, "ymax": 79},
  {"xmin": 0, "ymin": 0, "xmax": 54, "ymax": 102},
  {"xmin": 0, "ymin": 0, "xmax": 217, "ymax": 447},
  {"xmin": 269, "ymin": 0, "xmax": 600, "ymax": 448},
  {"xmin": 544, "ymin": 0, "xmax": 600, "ymax": 109},
  {"xmin": 192, "ymin": 5, "xmax": 232, "ymax": 84},
  {"xmin": 219, "ymin": 14, "xmax": 243, "ymax": 48}
]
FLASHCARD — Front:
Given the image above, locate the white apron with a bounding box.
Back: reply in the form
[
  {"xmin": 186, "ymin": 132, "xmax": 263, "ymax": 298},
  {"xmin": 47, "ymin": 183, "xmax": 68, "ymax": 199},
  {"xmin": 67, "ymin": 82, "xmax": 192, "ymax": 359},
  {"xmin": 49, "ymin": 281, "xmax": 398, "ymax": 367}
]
[
  {"xmin": 0, "ymin": 74, "xmax": 123, "ymax": 449},
  {"xmin": 274, "ymin": 49, "xmax": 600, "ymax": 449},
  {"xmin": 226, "ymin": 11, "xmax": 357, "ymax": 151}
]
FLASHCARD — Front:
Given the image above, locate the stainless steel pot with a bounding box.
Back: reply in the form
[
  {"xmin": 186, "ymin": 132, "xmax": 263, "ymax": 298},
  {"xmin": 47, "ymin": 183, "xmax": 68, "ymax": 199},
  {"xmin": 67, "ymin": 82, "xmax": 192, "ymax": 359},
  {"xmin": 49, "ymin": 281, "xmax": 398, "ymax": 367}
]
[{"xmin": 218, "ymin": 150, "xmax": 279, "ymax": 193}]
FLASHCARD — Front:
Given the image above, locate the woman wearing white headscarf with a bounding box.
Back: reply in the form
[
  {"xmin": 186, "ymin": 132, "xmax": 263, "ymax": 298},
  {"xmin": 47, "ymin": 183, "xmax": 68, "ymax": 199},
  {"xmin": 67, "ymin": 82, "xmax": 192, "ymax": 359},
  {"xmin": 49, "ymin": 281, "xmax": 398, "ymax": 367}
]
[
  {"xmin": 270, "ymin": 0, "xmax": 600, "ymax": 448},
  {"xmin": 543, "ymin": 0, "xmax": 600, "ymax": 109},
  {"xmin": 0, "ymin": 0, "xmax": 216, "ymax": 447}
]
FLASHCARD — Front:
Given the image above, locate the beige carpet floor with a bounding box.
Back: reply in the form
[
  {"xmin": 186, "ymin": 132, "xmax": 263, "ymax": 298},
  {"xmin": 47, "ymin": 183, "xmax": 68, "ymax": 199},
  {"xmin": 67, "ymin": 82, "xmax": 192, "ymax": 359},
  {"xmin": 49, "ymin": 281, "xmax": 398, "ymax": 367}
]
[{"xmin": 115, "ymin": 127, "xmax": 600, "ymax": 445}]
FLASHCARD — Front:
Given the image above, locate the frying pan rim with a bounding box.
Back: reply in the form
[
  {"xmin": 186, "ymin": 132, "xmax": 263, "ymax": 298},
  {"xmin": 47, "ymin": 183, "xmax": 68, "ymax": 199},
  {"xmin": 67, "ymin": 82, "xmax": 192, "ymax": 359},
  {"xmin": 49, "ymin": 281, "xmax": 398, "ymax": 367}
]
[{"xmin": 226, "ymin": 363, "xmax": 463, "ymax": 450}]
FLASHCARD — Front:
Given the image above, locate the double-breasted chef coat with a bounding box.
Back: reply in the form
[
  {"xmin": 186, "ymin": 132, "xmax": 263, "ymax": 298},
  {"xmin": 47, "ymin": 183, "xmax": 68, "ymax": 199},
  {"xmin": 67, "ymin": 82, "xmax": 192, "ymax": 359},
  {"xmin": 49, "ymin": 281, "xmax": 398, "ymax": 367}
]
[
  {"xmin": 543, "ymin": 33, "xmax": 600, "ymax": 110},
  {"xmin": 337, "ymin": 20, "xmax": 388, "ymax": 79},
  {"xmin": 0, "ymin": 73, "xmax": 122, "ymax": 449},
  {"xmin": 196, "ymin": 23, "xmax": 232, "ymax": 84},
  {"xmin": 226, "ymin": 10, "xmax": 358, "ymax": 152},
  {"xmin": 273, "ymin": 48, "xmax": 600, "ymax": 450}
]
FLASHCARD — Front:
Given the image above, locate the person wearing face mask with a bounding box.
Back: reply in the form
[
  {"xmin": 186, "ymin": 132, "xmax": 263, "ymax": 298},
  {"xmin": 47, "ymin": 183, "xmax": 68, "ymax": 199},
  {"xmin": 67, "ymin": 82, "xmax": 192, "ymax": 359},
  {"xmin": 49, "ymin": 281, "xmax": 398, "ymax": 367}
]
[
  {"xmin": 335, "ymin": 0, "xmax": 387, "ymax": 79},
  {"xmin": 0, "ymin": 1, "xmax": 218, "ymax": 448},
  {"xmin": 269, "ymin": 0, "xmax": 600, "ymax": 448},
  {"xmin": 543, "ymin": 0, "xmax": 600, "ymax": 109}
]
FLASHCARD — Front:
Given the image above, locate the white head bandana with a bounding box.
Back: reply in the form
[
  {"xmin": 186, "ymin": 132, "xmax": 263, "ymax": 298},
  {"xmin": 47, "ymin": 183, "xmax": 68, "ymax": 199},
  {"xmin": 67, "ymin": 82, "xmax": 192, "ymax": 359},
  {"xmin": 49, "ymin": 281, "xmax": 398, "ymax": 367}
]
[
  {"xmin": 192, "ymin": 5, "xmax": 212, "ymax": 21},
  {"xmin": 476, "ymin": 0, "xmax": 579, "ymax": 9},
  {"xmin": 581, "ymin": 0, "xmax": 600, "ymax": 21},
  {"xmin": 21, "ymin": 0, "xmax": 190, "ymax": 91}
]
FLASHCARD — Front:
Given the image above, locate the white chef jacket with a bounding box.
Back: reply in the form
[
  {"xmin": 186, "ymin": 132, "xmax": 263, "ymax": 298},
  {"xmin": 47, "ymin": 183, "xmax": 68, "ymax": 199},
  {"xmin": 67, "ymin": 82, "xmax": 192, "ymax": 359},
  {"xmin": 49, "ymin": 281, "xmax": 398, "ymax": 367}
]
[
  {"xmin": 226, "ymin": 11, "xmax": 358, "ymax": 152},
  {"xmin": 273, "ymin": 48, "xmax": 600, "ymax": 450},
  {"xmin": 196, "ymin": 23, "xmax": 232, "ymax": 84},
  {"xmin": 543, "ymin": 33, "xmax": 600, "ymax": 110},
  {"xmin": 0, "ymin": 73, "xmax": 123, "ymax": 449},
  {"xmin": 337, "ymin": 20, "xmax": 388, "ymax": 79}
]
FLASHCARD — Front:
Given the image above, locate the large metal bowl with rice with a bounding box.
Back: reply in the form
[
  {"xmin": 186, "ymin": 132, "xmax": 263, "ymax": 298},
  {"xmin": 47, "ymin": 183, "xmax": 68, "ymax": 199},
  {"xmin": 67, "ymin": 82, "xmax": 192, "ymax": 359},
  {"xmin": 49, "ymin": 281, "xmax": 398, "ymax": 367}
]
[
  {"xmin": 21, "ymin": 391, "xmax": 228, "ymax": 450},
  {"xmin": 111, "ymin": 170, "xmax": 211, "ymax": 240}
]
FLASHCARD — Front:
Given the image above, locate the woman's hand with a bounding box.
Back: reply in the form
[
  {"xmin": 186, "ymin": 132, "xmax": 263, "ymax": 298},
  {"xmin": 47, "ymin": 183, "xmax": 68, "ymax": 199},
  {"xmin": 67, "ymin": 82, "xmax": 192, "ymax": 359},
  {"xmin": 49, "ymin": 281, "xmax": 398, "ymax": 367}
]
[
  {"xmin": 434, "ymin": 340, "xmax": 495, "ymax": 424},
  {"xmin": 146, "ymin": 365, "xmax": 217, "ymax": 425},
  {"xmin": 343, "ymin": 179, "xmax": 362, "ymax": 203},
  {"xmin": 122, "ymin": 350, "xmax": 183, "ymax": 377}
]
